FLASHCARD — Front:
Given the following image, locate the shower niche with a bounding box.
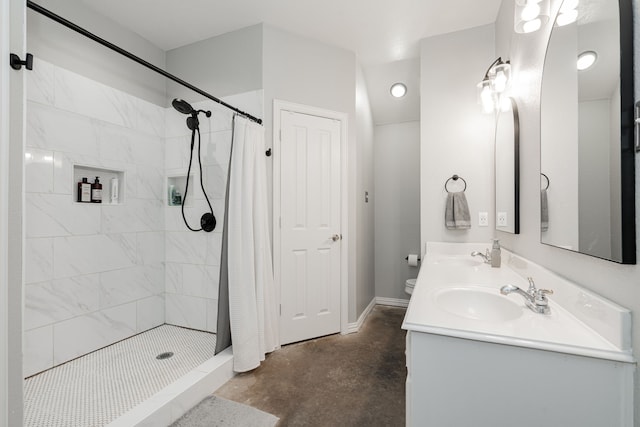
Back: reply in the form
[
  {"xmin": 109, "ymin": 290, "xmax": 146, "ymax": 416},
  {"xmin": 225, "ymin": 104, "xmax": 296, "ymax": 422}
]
[
  {"xmin": 167, "ymin": 175, "xmax": 193, "ymax": 206},
  {"xmin": 73, "ymin": 165, "xmax": 124, "ymax": 205}
]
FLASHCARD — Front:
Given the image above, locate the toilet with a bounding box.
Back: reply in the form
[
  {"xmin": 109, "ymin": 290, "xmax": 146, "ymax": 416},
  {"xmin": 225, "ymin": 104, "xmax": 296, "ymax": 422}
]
[{"xmin": 405, "ymin": 278, "xmax": 416, "ymax": 295}]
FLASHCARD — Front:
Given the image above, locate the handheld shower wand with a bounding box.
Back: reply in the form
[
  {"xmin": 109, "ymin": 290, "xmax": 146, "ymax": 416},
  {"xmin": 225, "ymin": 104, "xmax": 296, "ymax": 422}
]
[{"xmin": 171, "ymin": 98, "xmax": 216, "ymax": 232}]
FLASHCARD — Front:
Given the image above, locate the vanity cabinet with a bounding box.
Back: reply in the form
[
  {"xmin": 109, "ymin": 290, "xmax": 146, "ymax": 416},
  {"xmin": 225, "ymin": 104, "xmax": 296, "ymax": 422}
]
[{"xmin": 405, "ymin": 331, "xmax": 634, "ymax": 427}]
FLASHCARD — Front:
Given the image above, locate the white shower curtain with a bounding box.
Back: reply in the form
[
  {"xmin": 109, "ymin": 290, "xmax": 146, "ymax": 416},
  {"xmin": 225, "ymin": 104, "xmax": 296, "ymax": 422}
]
[{"xmin": 227, "ymin": 116, "xmax": 278, "ymax": 372}]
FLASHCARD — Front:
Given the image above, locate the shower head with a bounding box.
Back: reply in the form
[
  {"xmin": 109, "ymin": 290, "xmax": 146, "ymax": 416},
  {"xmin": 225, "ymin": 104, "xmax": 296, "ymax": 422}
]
[
  {"xmin": 172, "ymin": 98, "xmax": 212, "ymax": 131},
  {"xmin": 172, "ymin": 98, "xmax": 194, "ymax": 115}
]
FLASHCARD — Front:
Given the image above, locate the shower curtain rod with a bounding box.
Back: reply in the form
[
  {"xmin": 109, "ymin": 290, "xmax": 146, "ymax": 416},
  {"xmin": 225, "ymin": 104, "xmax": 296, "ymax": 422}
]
[{"xmin": 26, "ymin": 0, "xmax": 263, "ymax": 125}]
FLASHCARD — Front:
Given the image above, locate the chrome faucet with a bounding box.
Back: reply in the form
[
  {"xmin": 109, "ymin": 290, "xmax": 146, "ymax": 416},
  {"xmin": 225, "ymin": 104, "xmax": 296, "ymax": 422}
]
[
  {"xmin": 471, "ymin": 250, "xmax": 491, "ymax": 264},
  {"xmin": 500, "ymin": 277, "xmax": 553, "ymax": 314}
]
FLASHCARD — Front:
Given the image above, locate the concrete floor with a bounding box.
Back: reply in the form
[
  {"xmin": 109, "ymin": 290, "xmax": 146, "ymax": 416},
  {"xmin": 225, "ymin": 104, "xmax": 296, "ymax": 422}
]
[{"xmin": 216, "ymin": 305, "xmax": 407, "ymax": 427}]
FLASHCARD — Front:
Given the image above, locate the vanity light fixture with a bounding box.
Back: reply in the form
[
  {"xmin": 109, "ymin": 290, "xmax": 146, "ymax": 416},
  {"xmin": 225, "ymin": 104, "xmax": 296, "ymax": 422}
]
[
  {"xmin": 477, "ymin": 57, "xmax": 511, "ymax": 114},
  {"xmin": 514, "ymin": 0, "xmax": 550, "ymax": 34},
  {"xmin": 556, "ymin": 0, "xmax": 579, "ymax": 26},
  {"xmin": 577, "ymin": 51, "xmax": 597, "ymax": 70},
  {"xmin": 390, "ymin": 82, "xmax": 407, "ymax": 98}
]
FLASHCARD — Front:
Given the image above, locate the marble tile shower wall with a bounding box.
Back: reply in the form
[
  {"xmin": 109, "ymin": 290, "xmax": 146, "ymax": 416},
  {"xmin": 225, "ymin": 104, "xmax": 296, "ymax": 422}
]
[
  {"xmin": 163, "ymin": 99, "xmax": 235, "ymax": 335},
  {"xmin": 24, "ymin": 58, "xmax": 167, "ymax": 377},
  {"xmin": 163, "ymin": 88, "xmax": 262, "ymax": 335},
  {"xmin": 23, "ymin": 58, "xmax": 260, "ymax": 378}
]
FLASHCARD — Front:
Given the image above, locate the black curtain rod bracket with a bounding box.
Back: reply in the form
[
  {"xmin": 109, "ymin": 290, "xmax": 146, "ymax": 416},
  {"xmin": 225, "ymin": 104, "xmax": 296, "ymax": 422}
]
[
  {"xmin": 10, "ymin": 53, "xmax": 33, "ymax": 70},
  {"xmin": 26, "ymin": 0, "xmax": 262, "ymax": 125}
]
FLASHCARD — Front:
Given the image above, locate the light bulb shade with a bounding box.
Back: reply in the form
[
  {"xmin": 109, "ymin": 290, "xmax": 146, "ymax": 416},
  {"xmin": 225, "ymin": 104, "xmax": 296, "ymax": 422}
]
[
  {"xmin": 556, "ymin": 9, "xmax": 578, "ymax": 26},
  {"xmin": 490, "ymin": 62, "xmax": 511, "ymax": 93},
  {"xmin": 477, "ymin": 80, "xmax": 495, "ymax": 114},
  {"xmin": 521, "ymin": 2, "xmax": 541, "ymax": 21},
  {"xmin": 498, "ymin": 96, "xmax": 512, "ymax": 112},
  {"xmin": 515, "ymin": 0, "xmax": 550, "ymax": 33},
  {"xmin": 559, "ymin": 0, "xmax": 579, "ymax": 12}
]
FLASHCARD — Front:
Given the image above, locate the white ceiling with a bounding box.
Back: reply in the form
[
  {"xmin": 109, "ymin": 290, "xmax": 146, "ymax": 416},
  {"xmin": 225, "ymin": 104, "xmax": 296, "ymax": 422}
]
[
  {"xmin": 80, "ymin": 0, "xmax": 501, "ymax": 66},
  {"xmin": 79, "ymin": 0, "xmax": 502, "ymax": 124}
]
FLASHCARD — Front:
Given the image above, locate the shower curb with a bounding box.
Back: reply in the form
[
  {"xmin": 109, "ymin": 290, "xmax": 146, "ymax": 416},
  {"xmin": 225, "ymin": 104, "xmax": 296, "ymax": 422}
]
[{"xmin": 107, "ymin": 347, "xmax": 234, "ymax": 427}]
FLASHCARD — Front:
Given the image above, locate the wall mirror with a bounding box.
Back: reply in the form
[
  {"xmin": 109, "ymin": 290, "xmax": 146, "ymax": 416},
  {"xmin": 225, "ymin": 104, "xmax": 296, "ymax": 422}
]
[
  {"xmin": 495, "ymin": 97, "xmax": 520, "ymax": 234},
  {"xmin": 540, "ymin": 0, "xmax": 635, "ymax": 263}
]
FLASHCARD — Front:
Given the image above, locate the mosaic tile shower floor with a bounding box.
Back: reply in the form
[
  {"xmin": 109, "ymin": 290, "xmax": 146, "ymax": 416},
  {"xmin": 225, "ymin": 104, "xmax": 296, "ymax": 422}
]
[{"xmin": 24, "ymin": 325, "xmax": 217, "ymax": 427}]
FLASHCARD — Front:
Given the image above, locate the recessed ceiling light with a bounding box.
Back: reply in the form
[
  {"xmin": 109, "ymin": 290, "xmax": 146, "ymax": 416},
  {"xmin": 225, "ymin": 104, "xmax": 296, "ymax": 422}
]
[
  {"xmin": 390, "ymin": 83, "xmax": 407, "ymax": 98},
  {"xmin": 577, "ymin": 51, "xmax": 597, "ymax": 70}
]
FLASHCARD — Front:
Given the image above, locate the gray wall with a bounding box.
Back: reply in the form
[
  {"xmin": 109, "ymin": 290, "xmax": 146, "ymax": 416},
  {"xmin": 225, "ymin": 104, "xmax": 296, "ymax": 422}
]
[
  {"xmin": 374, "ymin": 121, "xmax": 420, "ymax": 301},
  {"xmin": 165, "ymin": 24, "xmax": 263, "ymax": 103},
  {"xmin": 27, "ymin": 0, "xmax": 167, "ymax": 106},
  {"xmin": 578, "ymin": 99, "xmax": 612, "ymax": 257},
  {"xmin": 355, "ymin": 64, "xmax": 376, "ymax": 315},
  {"xmin": 420, "ymin": 25, "xmax": 496, "ymax": 250},
  {"xmin": 495, "ymin": 0, "xmax": 640, "ymax": 424},
  {"xmin": 262, "ymin": 24, "xmax": 361, "ymax": 322}
]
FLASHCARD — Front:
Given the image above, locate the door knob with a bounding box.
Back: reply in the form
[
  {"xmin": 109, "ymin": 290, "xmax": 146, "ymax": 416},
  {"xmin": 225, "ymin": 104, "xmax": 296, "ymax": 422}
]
[{"xmin": 331, "ymin": 234, "xmax": 341, "ymax": 242}]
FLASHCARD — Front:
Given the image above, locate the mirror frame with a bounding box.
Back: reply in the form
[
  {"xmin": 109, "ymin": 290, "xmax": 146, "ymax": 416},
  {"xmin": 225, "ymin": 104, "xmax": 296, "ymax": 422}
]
[
  {"xmin": 539, "ymin": 0, "xmax": 635, "ymax": 263},
  {"xmin": 495, "ymin": 97, "xmax": 520, "ymax": 234},
  {"xmin": 618, "ymin": 0, "xmax": 635, "ymax": 264}
]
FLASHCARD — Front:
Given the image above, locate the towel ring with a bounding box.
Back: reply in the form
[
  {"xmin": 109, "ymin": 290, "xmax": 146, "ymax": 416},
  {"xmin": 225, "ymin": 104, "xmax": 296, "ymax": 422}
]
[
  {"xmin": 445, "ymin": 174, "xmax": 467, "ymax": 193},
  {"xmin": 541, "ymin": 173, "xmax": 550, "ymax": 190}
]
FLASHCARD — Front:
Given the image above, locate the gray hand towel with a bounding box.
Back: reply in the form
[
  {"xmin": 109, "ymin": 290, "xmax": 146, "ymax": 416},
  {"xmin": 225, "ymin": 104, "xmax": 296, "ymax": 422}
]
[
  {"xmin": 541, "ymin": 189, "xmax": 549, "ymax": 231},
  {"xmin": 445, "ymin": 191, "xmax": 471, "ymax": 230}
]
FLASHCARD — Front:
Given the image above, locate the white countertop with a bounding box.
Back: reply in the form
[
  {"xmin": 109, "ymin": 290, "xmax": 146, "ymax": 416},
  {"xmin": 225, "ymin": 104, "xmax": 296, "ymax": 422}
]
[{"xmin": 402, "ymin": 242, "xmax": 634, "ymax": 363}]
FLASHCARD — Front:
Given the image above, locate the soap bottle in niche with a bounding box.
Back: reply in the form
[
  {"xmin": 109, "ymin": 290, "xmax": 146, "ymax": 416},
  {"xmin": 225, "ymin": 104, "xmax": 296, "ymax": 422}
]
[
  {"xmin": 91, "ymin": 176, "xmax": 102, "ymax": 203},
  {"xmin": 490, "ymin": 239, "xmax": 501, "ymax": 268},
  {"xmin": 168, "ymin": 184, "xmax": 176, "ymax": 206},
  {"xmin": 77, "ymin": 177, "xmax": 91, "ymax": 203},
  {"xmin": 110, "ymin": 178, "xmax": 119, "ymax": 204}
]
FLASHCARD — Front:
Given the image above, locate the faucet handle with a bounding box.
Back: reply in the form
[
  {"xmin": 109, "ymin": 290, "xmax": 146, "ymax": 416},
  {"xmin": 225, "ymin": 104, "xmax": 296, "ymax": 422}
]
[
  {"xmin": 537, "ymin": 288, "xmax": 554, "ymax": 298},
  {"xmin": 534, "ymin": 288, "xmax": 554, "ymax": 305},
  {"xmin": 527, "ymin": 277, "xmax": 537, "ymax": 293}
]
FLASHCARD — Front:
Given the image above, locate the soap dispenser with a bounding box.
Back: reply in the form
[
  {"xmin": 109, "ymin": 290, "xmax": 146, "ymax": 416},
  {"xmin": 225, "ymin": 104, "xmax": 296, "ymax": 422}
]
[
  {"xmin": 77, "ymin": 177, "xmax": 91, "ymax": 203},
  {"xmin": 91, "ymin": 176, "xmax": 103, "ymax": 203},
  {"xmin": 490, "ymin": 239, "xmax": 501, "ymax": 268}
]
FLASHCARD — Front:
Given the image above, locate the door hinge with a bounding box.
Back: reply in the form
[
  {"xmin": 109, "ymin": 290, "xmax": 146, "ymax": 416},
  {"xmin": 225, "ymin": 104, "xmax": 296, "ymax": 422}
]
[
  {"xmin": 279, "ymin": 129, "xmax": 282, "ymax": 142},
  {"xmin": 279, "ymin": 304, "xmax": 282, "ymax": 316},
  {"xmin": 279, "ymin": 217, "xmax": 282, "ymax": 228},
  {"xmin": 10, "ymin": 53, "xmax": 33, "ymax": 71}
]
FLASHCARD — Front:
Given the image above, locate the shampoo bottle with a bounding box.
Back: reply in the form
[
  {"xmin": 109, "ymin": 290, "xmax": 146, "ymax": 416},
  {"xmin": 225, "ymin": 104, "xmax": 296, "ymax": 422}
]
[
  {"xmin": 111, "ymin": 178, "xmax": 119, "ymax": 204},
  {"xmin": 91, "ymin": 176, "xmax": 102, "ymax": 203},
  {"xmin": 78, "ymin": 177, "xmax": 91, "ymax": 203},
  {"xmin": 490, "ymin": 239, "xmax": 501, "ymax": 268},
  {"xmin": 168, "ymin": 184, "xmax": 175, "ymax": 206}
]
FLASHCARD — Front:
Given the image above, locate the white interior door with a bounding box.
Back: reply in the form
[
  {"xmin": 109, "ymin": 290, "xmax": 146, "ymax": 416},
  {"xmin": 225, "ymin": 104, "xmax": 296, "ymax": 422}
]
[{"xmin": 279, "ymin": 110, "xmax": 342, "ymax": 345}]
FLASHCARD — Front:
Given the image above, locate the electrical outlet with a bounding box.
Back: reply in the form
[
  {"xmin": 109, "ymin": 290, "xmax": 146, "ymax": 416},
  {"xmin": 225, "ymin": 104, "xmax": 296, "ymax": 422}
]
[
  {"xmin": 497, "ymin": 212, "xmax": 508, "ymax": 227},
  {"xmin": 478, "ymin": 212, "xmax": 488, "ymax": 227}
]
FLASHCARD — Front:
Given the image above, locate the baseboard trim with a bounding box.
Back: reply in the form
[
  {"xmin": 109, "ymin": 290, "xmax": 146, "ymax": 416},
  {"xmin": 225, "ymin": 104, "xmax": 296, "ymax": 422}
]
[
  {"xmin": 375, "ymin": 297, "xmax": 410, "ymax": 308},
  {"xmin": 345, "ymin": 297, "xmax": 376, "ymax": 334}
]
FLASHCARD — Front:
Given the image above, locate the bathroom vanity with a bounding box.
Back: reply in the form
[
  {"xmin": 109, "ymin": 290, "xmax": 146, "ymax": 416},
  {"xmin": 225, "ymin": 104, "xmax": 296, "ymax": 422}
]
[{"xmin": 402, "ymin": 242, "xmax": 635, "ymax": 427}]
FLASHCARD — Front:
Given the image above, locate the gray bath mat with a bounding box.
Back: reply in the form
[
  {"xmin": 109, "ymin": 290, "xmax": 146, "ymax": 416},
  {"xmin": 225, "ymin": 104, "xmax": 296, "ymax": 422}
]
[{"xmin": 171, "ymin": 395, "xmax": 279, "ymax": 427}]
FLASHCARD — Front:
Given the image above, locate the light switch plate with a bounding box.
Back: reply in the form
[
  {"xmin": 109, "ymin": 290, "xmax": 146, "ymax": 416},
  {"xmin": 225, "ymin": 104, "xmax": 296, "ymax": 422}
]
[{"xmin": 478, "ymin": 212, "xmax": 488, "ymax": 227}]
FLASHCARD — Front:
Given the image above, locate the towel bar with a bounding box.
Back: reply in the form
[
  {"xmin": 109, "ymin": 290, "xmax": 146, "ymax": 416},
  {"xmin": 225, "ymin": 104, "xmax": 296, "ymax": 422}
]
[
  {"xmin": 445, "ymin": 174, "xmax": 467, "ymax": 192},
  {"xmin": 541, "ymin": 173, "xmax": 549, "ymax": 190}
]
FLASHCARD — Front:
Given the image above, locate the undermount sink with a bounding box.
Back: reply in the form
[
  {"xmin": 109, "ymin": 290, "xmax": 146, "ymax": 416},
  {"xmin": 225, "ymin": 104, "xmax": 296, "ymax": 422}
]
[
  {"xmin": 432, "ymin": 257, "xmax": 482, "ymax": 267},
  {"xmin": 435, "ymin": 287, "xmax": 523, "ymax": 322}
]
